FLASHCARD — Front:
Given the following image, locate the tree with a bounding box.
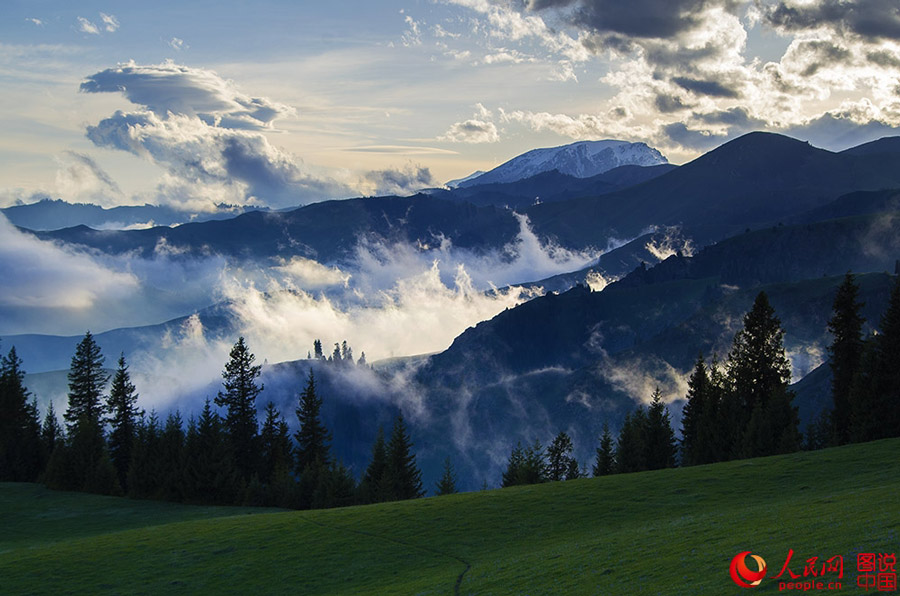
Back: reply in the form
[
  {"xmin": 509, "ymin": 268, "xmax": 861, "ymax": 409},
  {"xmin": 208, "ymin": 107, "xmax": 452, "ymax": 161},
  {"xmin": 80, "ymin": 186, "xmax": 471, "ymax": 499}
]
[
  {"xmin": 158, "ymin": 411, "xmax": 186, "ymax": 501},
  {"xmin": 727, "ymin": 292, "xmax": 800, "ymax": 457},
  {"xmin": 359, "ymin": 426, "xmax": 388, "ymax": 503},
  {"xmin": 546, "ymin": 431, "xmax": 575, "ymax": 481},
  {"xmin": 592, "ymin": 423, "xmax": 615, "ymax": 477},
  {"xmin": 341, "ymin": 341, "xmax": 352, "ymax": 365},
  {"xmin": 383, "ymin": 414, "xmax": 424, "ymax": 500},
  {"xmin": 127, "ymin": 411, "xmax": 162, "ymax": 499},
  {"xmin": 313, "ymin": 339, "xmax": 323, "ymax": 360},
  {"xmin": 215, "ymin": 337, "xmax": 263, "ymax": 481},
  {"xmin": 260, "ymin": 402, "xmax": 293, "ymax": 487},
  {"xmin": 106, "ymin": 354, "xmax": 141, "ymax": 490},
  {"xmin": 357, "ymin": 352, "xmax": 367, "ymax": 367},
  {"xmin": 680, "ymin": 354, "xmax": 710, "ymax": 466},
  {"xmin": 501, "ymin": 440, "xmax": 546, "ymax": 487},
  {"xmin": 827, "ymin": 273, "xmax": 864, "ymax": 445},
  {"xmin": 1, "ymin": 346, "xmax": 42, "ymax": 481},
  {"xmin": 331, "ymin": 343, "xmax": 341, "ymax": 363},
  {"xmin": 294, "ymin": 370, "xmax": 332, "ymax": 476},
  {"xmin": 64, "ymin": 332, "xmax": 108, "ymax": 436},
  {"xmin": 435, "ymin": 457, "xmax": 458, "ymax": 495},
  {"xmin": 184, "ymin": 399, "xmax": 238, "ymax": 505},
  {"xmin": 62, "ymin": 332, "xmax": 111, "ymax": 492},
  {"xmin": 41, "ymin": 402, "xmax": 64, "ymax": 458},
  {"xmin": 616, "ymin": 408, "xmax": 647, "ymax": 474},
  {"xmin": 644, "ymin": 387, "xmax": 677, "ymax": 470}
]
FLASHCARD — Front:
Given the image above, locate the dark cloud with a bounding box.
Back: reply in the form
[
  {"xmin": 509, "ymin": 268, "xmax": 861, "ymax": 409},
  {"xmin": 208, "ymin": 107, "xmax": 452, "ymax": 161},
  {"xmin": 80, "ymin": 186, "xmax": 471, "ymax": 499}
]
[
  {"xmin": 672, "ymin": 76, "xmax": 740, "ymax": 98},
  {"xmin": 654, "ymin": 94, "xmax": 692, "ymax": 113},
  {"xmin": 866, "ymin": 49, "xmax": 900, "ymax": 68},
  {"xmin": 528, "ymin": 0, "xmax": 740, "ymax": 39},
  {"xmin": 696, "ymin": 106, "xmax": 766, "ymax": 129},
  {"xmin": 764, "ymin": 0, "xmax": 900, "ymax": 41},
  {"xmin": 364, "ymin": 165, "xmax": 437, "ymax": 196},
  {"xmin": 661, "ymin": 122, "xmax": 730, "ymax": 150},
  {"xmin": 782, "ymin": 112, "xmax": 900, "ymax": 151}
]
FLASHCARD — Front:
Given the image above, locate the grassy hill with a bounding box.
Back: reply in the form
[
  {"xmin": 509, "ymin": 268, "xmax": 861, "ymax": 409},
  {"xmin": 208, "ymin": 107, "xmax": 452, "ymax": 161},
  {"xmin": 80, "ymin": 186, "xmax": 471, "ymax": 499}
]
[{"xmin": 2, "ymin": 438, "xmax": 898, "ymax": 595}]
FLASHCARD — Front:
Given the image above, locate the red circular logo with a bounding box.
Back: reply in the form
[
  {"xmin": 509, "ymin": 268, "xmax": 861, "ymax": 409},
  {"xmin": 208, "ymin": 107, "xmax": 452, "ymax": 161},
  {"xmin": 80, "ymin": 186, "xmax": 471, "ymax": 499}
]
[{"xmin": 730, "ymin": 551, "xmax": 767, "ymax": 588}]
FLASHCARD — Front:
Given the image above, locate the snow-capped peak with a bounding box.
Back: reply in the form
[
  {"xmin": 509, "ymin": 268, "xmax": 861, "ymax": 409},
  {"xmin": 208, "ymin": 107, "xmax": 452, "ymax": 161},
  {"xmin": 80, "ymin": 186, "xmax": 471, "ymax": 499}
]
[{"xmin": 457, "ymin": 140, "xmax": 668, "ymax": 187}]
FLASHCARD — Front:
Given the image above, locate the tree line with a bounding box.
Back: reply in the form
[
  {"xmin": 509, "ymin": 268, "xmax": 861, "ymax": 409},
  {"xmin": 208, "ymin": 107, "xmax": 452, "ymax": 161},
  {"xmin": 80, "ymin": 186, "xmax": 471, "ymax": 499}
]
[
  {"xmin": 0, "ymin": 335, "xmax": 440, "ymax": 508},
  {"xmin": 502, "ymin": 276, "xmax": 900, "ymax": 487}
]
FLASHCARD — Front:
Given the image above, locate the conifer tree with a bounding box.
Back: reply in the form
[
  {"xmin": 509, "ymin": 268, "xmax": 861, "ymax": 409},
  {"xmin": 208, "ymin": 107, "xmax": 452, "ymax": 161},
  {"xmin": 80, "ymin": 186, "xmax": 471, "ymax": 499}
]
[
  {"xmin": 727, "ymin": 292, "xmax": 800, "ymax": 457},
  {"xmin": 294, "ymin": 370, "xmax": 332, "ymax": 476},
  {"xmin": 502, "ymin": 440, "xmax": 546, "ymax": 486},
  {"xmin": 158, "ymin": 411, "xmax": 186, "ymax": 501},
  {"xmin": 547, "ymin": 431, "xmax": 575, "ymax": 481},
  {"xmin": 680, "ymin": 355, "xmax": 709, "ymax": 466},
  {"xmin": 1, "ymin": 346, "xmax": 42, "ymax": 481},
  {"xmin": 185, "ymin": 399, "xmax": 237, "ymax": 505},
  {"xmin": 360, "ymin": 426, "xmax": 388, "ymax": 503},
  {"xmin": 127, "ymin": 411, "xmax": 162, "ymax": 499},
  {"xmin": 313, "ymin": 339, "xmax": 323, "ymax": 360},
  {"xmin": 106, "ymin": 354, "xmax": 140, "ymax": 491},
  {"xmin": 215, "ymin": 337, "xmax": 262, "ymax": 481},
  {"xmin": 383, "ymin": 414, "xmax": 424, "ymax": 500},
  {"xmin": 644, "ymin": 387, "xmax": 677, "ymax": 470},
  {"xmin": 592, "ymin": 423, "xmax": 616, "ymax": 477},
  {"xmin": 260, "ymin": 402, "xmax": 293, "ymax": 486},
  {"xmin": 435, "ymin": 457, "xmax": 458, "ymax": 495},
  {"xmin": 828, "ymin": 273, "xmax": 864, "ymax": 445},
  {"xmin": 501, "ymin": 442, "xmax": 526, "ymax": 488},
  {"xmin": 616, "ymin": 408, "xmax": 647, "ymax": 473},
  {"xmin": 41, "ymin": 402, "xmax": 64, "ymax": 458}
]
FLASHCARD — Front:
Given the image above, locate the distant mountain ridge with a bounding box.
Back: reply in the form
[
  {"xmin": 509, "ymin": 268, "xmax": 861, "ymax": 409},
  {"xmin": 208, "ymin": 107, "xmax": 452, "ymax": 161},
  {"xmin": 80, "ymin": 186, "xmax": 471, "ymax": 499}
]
[{"xmin": 456, "ymin": 140, "xmax": 668, "ymax": 187}]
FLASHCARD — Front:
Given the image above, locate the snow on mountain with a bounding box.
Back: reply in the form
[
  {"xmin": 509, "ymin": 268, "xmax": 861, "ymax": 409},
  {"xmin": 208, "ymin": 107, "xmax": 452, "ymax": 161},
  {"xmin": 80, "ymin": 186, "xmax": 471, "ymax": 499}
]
[
  {"xmin": 446, "ymin": 170, "xmax": 486, "ymax": 189},
  {"xmin": 457, "ymin": 140, "xmax": 668, "ymax": 187}
]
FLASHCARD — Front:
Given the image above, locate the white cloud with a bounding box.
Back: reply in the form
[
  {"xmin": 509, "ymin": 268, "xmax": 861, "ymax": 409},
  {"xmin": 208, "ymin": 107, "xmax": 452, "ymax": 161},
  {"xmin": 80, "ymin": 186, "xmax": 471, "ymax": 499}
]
[
  {"xmin": 100, "ymin": 13, "xmax": 120, "ymax": 33},
  {"xmin": 168, "ymin": 37, "xmax": 187, "ymax": 51},
  {"xmin": 25, "ymin": 18, "xmax": 43, "ymax": 27},
  {"xmin": 441, "ymin": 118, "xmax": 500, "ymax": 143},
  {"xmin": 77, "ymin": 17, "xmax": 100, "ymax": 35}
]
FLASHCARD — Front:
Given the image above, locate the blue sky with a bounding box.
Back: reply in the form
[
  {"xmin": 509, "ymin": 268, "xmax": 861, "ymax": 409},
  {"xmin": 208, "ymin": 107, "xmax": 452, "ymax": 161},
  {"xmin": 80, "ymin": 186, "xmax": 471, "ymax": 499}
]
[{"xmin": 3, "ymin": 0, "xmax": 900, "ymax": 210}]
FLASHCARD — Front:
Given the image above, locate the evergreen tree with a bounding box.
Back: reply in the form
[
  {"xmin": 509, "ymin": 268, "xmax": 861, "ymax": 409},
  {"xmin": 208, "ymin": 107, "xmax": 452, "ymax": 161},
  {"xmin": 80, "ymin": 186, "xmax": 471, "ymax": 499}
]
[
  {"xmin": 873, "ymin": 276, "xmax": 900, "ymax": 438},
  {"xmin": 565, "ymin": 457, "xmax": 581, "ymax": 480},
  {"xmin": 158, "ymin": 411, "xmax": 186, "ymax": 501},
  {"xmin": 360, "ymin": 426, "xmax": 388, "ymax": 503},
  {"xmin": 341, "ymin": 341, "xmax": 352, "ymax": 365},
  {"xmin": 260, "ymin": 402, "xmax": 293, "ymax": 486},
  {"xmin": 357, "ymin": 352, "xmax": 367, "ymax": 367},
  {"xmin": 435, "ymin": 457, "xmax": 458, "ymax": 495},
  {"xmin": 501, "ymin": 442, "xmax": 526, "ymax": 488},
  {"xmin": 501, "ymin": 440, "xmax": 546, "ymax": 486},
  {"xmin": 546, "ymin": 431, "xmax": 575, "ymax": 481},
  {"xmin": 592, "ymin": 423, "xmax": 615, "ymax": 477},
  {"xmin": 41, "ymin": 402, "xmax": 64, "ymax": 458},
  {"xmin": 61, "ymin": 332, "xmax": 111, "ymax": 492},
  {"xmin": 645, "ymin": 387, "xmax": 677, "ymax": 470},
  {"xmin": 331, "ymin": 343, "xmax": 341, "ymax": 363},
  {"xmin": 294, "ymin": 370, "xmax": 332, "ymax": 476},
  {"xmin": 680, "ymin": 355, "xmax": 710, "ymax": 466},
  {"xmin": 64, "ymin": 332, "xmax": 108, "ymax": 436},
  {"xmin": 105, "ymin": 354, "xmax": 140, "ymax": 491},
  {"xmin": 215, "ymin": 337, "xmax": 263, "ymax": 481},
  {"xmin": 1, "ymin": 347, "xmax": 42, "ymax": 481},
  {"xmin": 127, "ymin": 411, "xmax": 162, "ymax": 499},
  {"xmin": 616, "ymin": 408, "xmax": 647, "ymax": 474},
  {"xmin": 727, "ymin": 292, "xmax": 800, "ymax": 457},
  {"xmin": 828, "ymin": 273, "xmax": 864, "ymax": 445},
  {"xmin": 312, "ymin": 461, "xmax": 356, "ymax": 509},
  {"xmin": 313, "ymin": 339, "xmax": 323, "ymax": 360},
  {"xmin": 383, "ymin": 414, "xmax": 424, "ymax": 500},
  {"xmin": 185, "ymin": 399, "xmax": 238, "ymax": 505}
]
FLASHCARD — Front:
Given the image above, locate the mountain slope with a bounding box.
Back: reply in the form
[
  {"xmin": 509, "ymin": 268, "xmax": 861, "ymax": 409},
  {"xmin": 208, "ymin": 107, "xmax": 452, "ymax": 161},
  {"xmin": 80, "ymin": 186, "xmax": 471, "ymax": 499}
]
[{"xmin": 459, "ymin": 139, "xmax": 668, "ymax": 187}]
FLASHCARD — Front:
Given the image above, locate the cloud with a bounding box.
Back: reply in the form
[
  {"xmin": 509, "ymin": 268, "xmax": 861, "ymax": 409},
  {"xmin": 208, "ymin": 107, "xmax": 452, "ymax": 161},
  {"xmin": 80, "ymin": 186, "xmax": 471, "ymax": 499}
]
[
  {"xmin": 763, "ymin": 0, "xmax": 900, "ymax": 42},
  {"xmin": 0, "ymin": 214, "xmax": 138, "ymax": 313},
  {"xmin": 76, "ymin": 17, "xmax": 100, "ymax": 35},
  {"xmin": 54, "ymin": 151, "xmax": 122, "ymax": 206},
  {"xmin": 168, "ymin": 37, "xmax": 187, "ymax": 51},
  {"xmin": 440, "ymin": 119, "xmax": 500, "ymax": 143},
  {"xmin": 362, "ymin": 164, "xmax": 438, "ymax": 196},
  {"xmin": 100, "ymin": 13, "xmax": 120, "ymax": 33},
  {"xmin": 80, "ymin": 62, "xmax": 295, "ymax": 131},
  {"xmin": 26, "ymin": 18, "xmax": 43, "ymax": 27},
  {"xmin": 80, "ymin": 62, "xmax": 363, "ymax": 209}
]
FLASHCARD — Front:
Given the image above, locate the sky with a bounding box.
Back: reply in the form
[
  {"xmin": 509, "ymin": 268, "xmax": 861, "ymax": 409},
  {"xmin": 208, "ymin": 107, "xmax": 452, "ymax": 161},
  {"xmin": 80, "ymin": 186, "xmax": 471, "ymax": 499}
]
[{"xmin": 2, "ymin": 0, "xmax": 900, "ymax": 211}]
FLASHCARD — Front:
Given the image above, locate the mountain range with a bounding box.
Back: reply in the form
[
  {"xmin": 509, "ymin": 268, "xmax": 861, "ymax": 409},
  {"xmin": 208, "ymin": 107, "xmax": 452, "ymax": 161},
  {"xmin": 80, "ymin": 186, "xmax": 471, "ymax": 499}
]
[{"xmin": 6, "ymin": 131, "xmax": 900, "ymax": 490}]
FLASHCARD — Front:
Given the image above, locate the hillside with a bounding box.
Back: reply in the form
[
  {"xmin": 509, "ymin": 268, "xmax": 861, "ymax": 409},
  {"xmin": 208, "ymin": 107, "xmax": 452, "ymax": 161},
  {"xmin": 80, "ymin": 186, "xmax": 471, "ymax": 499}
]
[{"xmin": 2, "ymin": 438, "xmax": 898, "ymax": 594}]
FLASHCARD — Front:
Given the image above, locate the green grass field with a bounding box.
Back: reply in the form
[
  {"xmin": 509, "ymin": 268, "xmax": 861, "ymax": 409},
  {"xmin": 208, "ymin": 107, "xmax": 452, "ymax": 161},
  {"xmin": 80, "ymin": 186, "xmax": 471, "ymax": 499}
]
[{"xmin": 2, "ymin": 438, "xmax": 898, "ymax": 595}]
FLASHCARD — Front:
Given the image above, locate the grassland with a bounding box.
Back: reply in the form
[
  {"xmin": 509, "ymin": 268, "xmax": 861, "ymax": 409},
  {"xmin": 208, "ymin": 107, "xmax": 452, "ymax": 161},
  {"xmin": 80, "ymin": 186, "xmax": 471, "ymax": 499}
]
[{"xmin": 2, "ymin": 438, "xmax": 898, "ymax": 595}]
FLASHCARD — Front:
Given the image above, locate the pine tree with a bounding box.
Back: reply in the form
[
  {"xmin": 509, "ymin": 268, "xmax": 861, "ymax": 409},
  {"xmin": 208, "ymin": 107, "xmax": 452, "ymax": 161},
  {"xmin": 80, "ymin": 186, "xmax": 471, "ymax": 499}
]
[
  {"xmin": 357, "ymin": 352, "xmax": 367, "ymax": 367},
  {"xmin": 501, "ymin": 442, "xmax": 526, "ymax": 487},
  {"xmin": 62, "ymin": 332, "xmax": 111, "ymax": 492},
  {"xmin": 616, "ymin": 408, "xmax": 647, "ymax": 474},
  {"xmin": 185, "ymin": 399, "xmax": 238, "ymax": 505},
  {"xmin": 874, "ymin": 276, "xmax": 900, "ymax": 438},
  {"xmin": 592, "ymin": 423, "xmax": 615, "ymax": 476},
  {"xmin": 828, "ymin": 273, "xmax": 864, "ymax": 445},
  {"xmin": 105, "ymin": 354, "xmax": 140, "ymax": 491},
  {"xmin": 313, "ymin": 339, "xmax": 323, "ymax": 360},
  {"xmin": 215, "ymin": 337, "xmax": 263, "ymax": 481},
  {"xmin": 383, "ymin": 414, "xmax": 424, "ymax": 500},
  {"xmin": 727, "ymin": 292, "xmax": 800, "ymax": 457},
  {"xmin": 127, "ymin": 411, "xmax": 162, "ymax": 499},
  {"xmin": 547, "ymin": 431, "xmax": 575, "ymax": 481},
  {"xmin": 260, "ymin": 402, "xmax": 293, "ymax": 487},
  {"xmin": 1, "ymin": 347, "xmax": 42, "ymax": 481},
  {"xmin": 360, "ymin": 426, "xmax": 388, "ymax": 503},
  {"xmin": 341, "ymin": 341, "xmax": 352, "ymax": 365},
  {"xmin": 64, "ymin": 332, "xmax": 108, "ymax": 436},
  {"xmin": 331, "ymin": 343, "xmax": 341, "ymax": 363},
  {"xmin": 41, "ymin": 402, "xmax": 64, "ymax": 458},
  {"xmin": 645, "ymin": 387, "xmax": 677, "ymax": 470},
  {"xmin": 294, "ymin": 370, "xmax": 332, "ymax": 476},
  {"xmin": 435, "ymin": 457, "xmax": 458, "ymax": 495},
  {"xmin": 502, "ymin": 440, "xmax": 547, "ymax": 486},
  {"xmin": 158, "ymin": 411, "xmax": 186, "ymax": 501},
  {"xmin": 680, "ymin": 354, "xmax": 709, "ymax": 466}
]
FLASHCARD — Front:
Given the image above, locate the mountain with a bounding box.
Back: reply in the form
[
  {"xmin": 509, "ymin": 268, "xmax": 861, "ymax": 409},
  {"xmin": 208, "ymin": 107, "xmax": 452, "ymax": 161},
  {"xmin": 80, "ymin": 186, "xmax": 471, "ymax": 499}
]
[
  {"xmin": 446, "ymin": 170, "xmax": 485, "ymax": 188},
  {"xmin": 457, "ymin": 140, "xmax": 668, "ymax": 187},
  {"xmin": 525, "ymin": 132, "xmax": 900, "ymax": 249},
  {"xmin": 1, "ymin": 198, "xmax": 266, "ymax": 231}
]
